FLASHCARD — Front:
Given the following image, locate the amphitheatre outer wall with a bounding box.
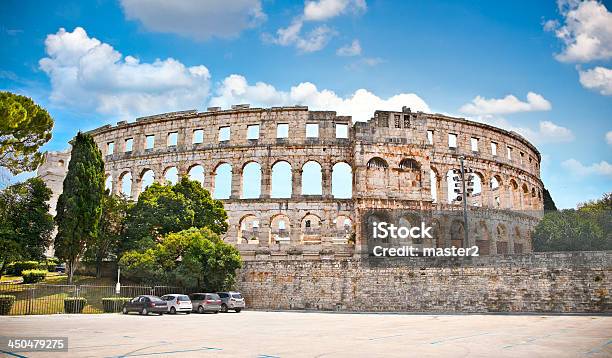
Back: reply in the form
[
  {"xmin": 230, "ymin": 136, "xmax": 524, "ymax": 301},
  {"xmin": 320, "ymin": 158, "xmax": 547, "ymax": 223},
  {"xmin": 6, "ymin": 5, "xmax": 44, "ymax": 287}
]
[{"xmin": 39, "ymin": 105, "xmax": 545, "ymax": 260}]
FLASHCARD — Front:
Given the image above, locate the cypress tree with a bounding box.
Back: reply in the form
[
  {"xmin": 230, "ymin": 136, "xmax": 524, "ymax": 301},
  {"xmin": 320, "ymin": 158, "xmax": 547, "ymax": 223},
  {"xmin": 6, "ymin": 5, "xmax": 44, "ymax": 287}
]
[{"xmin": 54, "ymin": 132, "xmax": 104, "ymax": 283}]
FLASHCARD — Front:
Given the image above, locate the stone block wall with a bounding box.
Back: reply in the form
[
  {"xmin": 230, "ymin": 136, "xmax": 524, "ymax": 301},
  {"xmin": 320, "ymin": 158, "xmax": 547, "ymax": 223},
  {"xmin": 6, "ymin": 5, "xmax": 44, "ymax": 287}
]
[{"xmin": 236, "ymin": 251, "xmax": 611, "ymax": 313}]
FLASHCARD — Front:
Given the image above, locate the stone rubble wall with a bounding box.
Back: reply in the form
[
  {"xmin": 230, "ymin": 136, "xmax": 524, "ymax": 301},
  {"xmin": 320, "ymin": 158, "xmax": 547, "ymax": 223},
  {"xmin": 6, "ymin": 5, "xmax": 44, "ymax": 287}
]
[{"xmin": 236, "ymin": 251, "xmax": 612, "ymax": 313}]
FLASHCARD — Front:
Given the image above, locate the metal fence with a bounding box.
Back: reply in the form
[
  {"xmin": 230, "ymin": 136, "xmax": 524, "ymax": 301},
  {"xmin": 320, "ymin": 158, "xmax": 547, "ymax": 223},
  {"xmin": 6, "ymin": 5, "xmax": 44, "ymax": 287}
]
[{"xmin": 0, "ymin": 283, "xmax": 186, "ymax": 315}]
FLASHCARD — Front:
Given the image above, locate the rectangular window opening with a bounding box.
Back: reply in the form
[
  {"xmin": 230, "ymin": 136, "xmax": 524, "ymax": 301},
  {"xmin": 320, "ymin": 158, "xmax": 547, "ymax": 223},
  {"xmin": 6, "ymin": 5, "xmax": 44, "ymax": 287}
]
[
  {"xmin": 448, "ymin": 133, "xmax": 457, "ymax": 148},
  {"xmin": 276, "ymin": 123, "xmax": 289, "ymax": 138},
  {"xmin": 427, "ymin": 130, "xmax": 433, "ymax": 145},
  {"xmin": 306, "ymin": 123, "xmax": 319, "ymax": 138},
  {"xmin": 218, "ymin": 126, "xmax": 230, "ymax": 142},
  {"xmin": 247, "ymin": 124, "xmax": 260, "ymax": 140},
  {"xmin": 335, "ymin": 123, "xmax": 348, "ymax": 138},
  {"xmin": 192, "ymin": 129, "xmax": 203, "ymax": 144},
  {"xmin": 167, "ymin": 132, "xmax": 178, "ymax": 147},
  {"xmin": 107, "ymin": 142, "xmax": 114, "ymax": 155},
  {"xmin": 145, "ymin": 135, "xmax": 155, "ymax": 150},
  {"xmin": 471, "ymin": 137, "xmax": 479, "ymax": 152},
  {"xmin": 125, "ymin": 138, "xmax": 133, "ymax": 153}
]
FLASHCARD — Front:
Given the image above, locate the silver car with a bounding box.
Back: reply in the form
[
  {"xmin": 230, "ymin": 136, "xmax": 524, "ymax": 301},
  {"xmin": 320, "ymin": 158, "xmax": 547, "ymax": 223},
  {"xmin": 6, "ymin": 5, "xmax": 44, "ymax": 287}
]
[
  {"xmin": 189, "ymin": 293, "xmax": 221, "ymax": 313},
  {"xmin": 160, "ymin": 294, "xmax": 192, "ymax": 314},
  {"xmin": 217, "ymin": 292, "xmax": 245, "ymax": 312}
]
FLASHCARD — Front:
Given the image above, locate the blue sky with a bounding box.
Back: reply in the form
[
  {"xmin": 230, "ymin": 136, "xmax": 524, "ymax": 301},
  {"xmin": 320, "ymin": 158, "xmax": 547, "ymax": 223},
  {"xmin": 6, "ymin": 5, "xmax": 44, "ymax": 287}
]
[{"xmin": 0, "ymin": 0, "xmax": 610, "ymax": 208}]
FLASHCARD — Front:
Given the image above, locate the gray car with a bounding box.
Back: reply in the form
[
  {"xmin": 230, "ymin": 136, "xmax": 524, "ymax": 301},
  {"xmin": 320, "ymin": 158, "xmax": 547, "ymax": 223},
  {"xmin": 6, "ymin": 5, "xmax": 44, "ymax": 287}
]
[
  {"xmin": 189, "ymin": 293, "xmax": 221, "ymax": 313},
  {"xmin": 217, "ymin": 292, "xmax": 245, "ymax": 312}
]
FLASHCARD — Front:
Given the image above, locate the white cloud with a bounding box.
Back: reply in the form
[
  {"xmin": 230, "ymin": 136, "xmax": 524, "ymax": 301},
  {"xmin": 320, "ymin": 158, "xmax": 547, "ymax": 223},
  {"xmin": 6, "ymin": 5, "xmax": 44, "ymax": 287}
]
[
  {"xmin": 561, "ymin": 158, "xmax": 612, "ymax": 177},
  {"xmin": 471, "ymin": 116, "xmax": 574, "ymax": 144},
  {"xmin": 459, "ymin": 92, "xmax": 552, "ymax": 115},
  {"xmin": 545, "ymin": 0, "xmax": 612, "ymax": 63},
  {"xmin": 304, "ymin": 0, "xmax": 366, "ymax": 21},
  {"xmin": 120, "ymin": 0, "xmax": 265, "ymax": 40},
  {"xmin": 209, "ymin": 74, "xmax": 430, "ymax": 122},
  {"xmin": 39, "ymin": 27, "xmax": 211, "ymax": 120},
  {"xmin": 578, "ymin": 66, "xmax": 612, "ymax": 95},
  {"xmin": 265, "ymin": 0, "xmax": 366, "ymax": 52},
  {"xmin": 337, "ymin": 39, "xmax": 362, "ymax": 56},
  {"xmin": 606, "ymin": 131, "xmax": 612, "ymax": 145}
]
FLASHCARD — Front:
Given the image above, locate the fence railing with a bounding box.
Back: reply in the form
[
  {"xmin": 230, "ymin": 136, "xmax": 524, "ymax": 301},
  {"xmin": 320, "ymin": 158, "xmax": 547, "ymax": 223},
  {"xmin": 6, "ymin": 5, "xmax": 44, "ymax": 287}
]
[{"xmin": 0, "ymin": 283, "xmax": 186, "ymax": 315}]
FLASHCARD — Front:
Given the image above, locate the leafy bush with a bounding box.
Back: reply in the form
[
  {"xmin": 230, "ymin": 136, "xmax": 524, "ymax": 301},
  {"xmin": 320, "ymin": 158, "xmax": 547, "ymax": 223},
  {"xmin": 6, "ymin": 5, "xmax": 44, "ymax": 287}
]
[
  {"xmin": 22, "ymin": 269, "xmax": 47, "ymax": 283},
  {"xmin": 7, "ymin": 261, "xmax": 41, "ymax": 275},
  {"xmin": 0, "ymin": 295, "xmax": 15, "ymax": 315},
  {"xmin": 102, "ymin": 297, "xmax": 131, "ymax": 313},
  {"xmin": 45, "ymin": 257, "xmax": 60, "ymax": 271},
  {"xmin": 64, "ymin": 297, "xmax": 87, "ymax": 313}
]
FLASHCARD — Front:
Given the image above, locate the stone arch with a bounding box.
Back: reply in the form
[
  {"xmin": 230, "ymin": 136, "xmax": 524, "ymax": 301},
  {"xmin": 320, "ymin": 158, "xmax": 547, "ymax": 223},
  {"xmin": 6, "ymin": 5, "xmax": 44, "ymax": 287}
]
[
  {"xmin": 270, "ymin": 214, "xmax": 291, "ymax": 243},
  {"xmin": 301, "ymin": 213, "xmax": 322, "ymax": 243},
  {"xmin": 333, "ymin": 215, "xmax": 353, "ymax": 242},
  {"xmin": 430, "ymin": 168, "xmax": 439, "ymax": 203},
  {"xmin": 469, "ymin": 172, "xmax": 484, "ymax": 207},
  {"xmin": 446, "ymin": 169, "xmax": 461, "ymax": 204},
  {"xmin": 509, "ymin": 179, "xmax": 519, "ymax": 209},
  {"xmin": 398, "ymin": 158, "xmax": 422, "ymax": 194},
  {"xmin": 164, "ymin": 166, "xmax": 179, "ymax": 185},
  {"xmin": 430, "ymin": 218, "xmax": 443, "ymax": 248},
  {"xmin": 104, "ymin": 174, "xmax": 113, "ymax": 192},
  {"xmin": 302, "ymin": 161, "xmax": 322, "ymax": 195},
  {"xmin": 476, "ymin": 220, "xmax": 490, "ymax": 255},
  {"xmin": 522, "ymin": 183, "xmax": 530, "ymax": 209},
  {"xmin": 366, "ymin": 157, "xmax": 389, "ymax": 192},
  {"xmin": 241, "ymin": 161, "xmax": 262, "ymax": 199},
  {"xmin": 513, "ymin": 226, "xmax": 523, "ymax": 254},
  {"xmin": 187, "ymin": 164, "xmax": 205, "ymax": 186},
  {"xmin": 450, "ymin": 220, "xmax": 464, "ymax": 248},
  {"xmin": 496, "ymin": 224, "xmax": 508, "ymax": 254},
  {"xmin": 213, "ymin": 162, "xmax": 232, "ymax": 199},
  {"xmin": 119, "ymin": 171, "xmax": 132, "ymax": 198},
  {"xmin": 271, "ymin": 160, "xmax": 292, "ymax": 198},
  {"xmin": 490, "ymin": 174, "xmax": 502, "ymax": 208},
  {"xmin": 238, "ymin": 214, "xmax": 260, "ymax": 244},
  {"xmin": 332, "ymin": 161, "xmax": 352, "ymax": 198},
  {"xmin": 140, "ymin": 168, "xmax": 155, "ymax": 193}
]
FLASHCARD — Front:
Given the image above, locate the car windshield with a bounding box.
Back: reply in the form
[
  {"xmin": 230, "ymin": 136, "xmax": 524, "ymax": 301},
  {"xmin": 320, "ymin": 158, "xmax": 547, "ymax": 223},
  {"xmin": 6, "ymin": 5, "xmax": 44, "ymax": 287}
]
[
  {"xmin": 209, "ymin": 294, "xmax": 220, "ymax": 300},
  {"xmin": 150, "ymin": 296, "xmax": 164, "ymax": 302},
  {"xmin": 231, "ymin": 294, "xmax": 242, "ymax": 299},
  {"xmin": 178, "ymin": 295, "xmax": 190, "ymax": 301}
]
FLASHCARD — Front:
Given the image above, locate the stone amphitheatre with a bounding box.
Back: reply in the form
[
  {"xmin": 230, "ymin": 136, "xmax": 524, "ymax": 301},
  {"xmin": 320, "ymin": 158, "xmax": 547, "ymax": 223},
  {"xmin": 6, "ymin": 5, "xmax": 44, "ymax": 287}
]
[{"xmin": 39, "ymin": 104, "xmax": 544, "ymax": 260}]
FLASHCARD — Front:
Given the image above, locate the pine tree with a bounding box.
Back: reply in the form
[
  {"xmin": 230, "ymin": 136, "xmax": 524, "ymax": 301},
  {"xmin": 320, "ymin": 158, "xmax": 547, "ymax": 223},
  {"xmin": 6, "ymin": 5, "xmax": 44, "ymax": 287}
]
[{"xmin": 54, "ymin": 132, "xmax": 104, "ymax": 283}]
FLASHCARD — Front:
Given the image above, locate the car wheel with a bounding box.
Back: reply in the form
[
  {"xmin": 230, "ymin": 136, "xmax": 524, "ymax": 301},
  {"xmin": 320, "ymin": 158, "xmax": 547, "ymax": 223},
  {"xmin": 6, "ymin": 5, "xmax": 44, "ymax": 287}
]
[
  {"xmin": 185, "ymin": 312, "xmax": 190, "ymax": 315},
  {"xmin": 198, "ymin": 305, "xmax": 204, "ymax": 314},
  {"xmin": 213, "ymin": 311, "xmax": 219, "ymax": 314},
  {"xmin": 158, "ymin": 312, "xmax": 164, "ymax": 316},
  {"xmin": 122, "ymin": 307, "xmax": 128, "ymax": 315},
  {"xmin": 170, "ymin": 307, "xmax": 176, "ymax": 314},
  {"xmin": 221, "ymin": 304, "xmax": 228, "ymax": 313},
  {"xmin": 235, "ymin": 308, "xmax": 242, "ymax": 313},
  {"xmin": 141, "ymin": 307, "xmax": 148, "ymax": 316}
]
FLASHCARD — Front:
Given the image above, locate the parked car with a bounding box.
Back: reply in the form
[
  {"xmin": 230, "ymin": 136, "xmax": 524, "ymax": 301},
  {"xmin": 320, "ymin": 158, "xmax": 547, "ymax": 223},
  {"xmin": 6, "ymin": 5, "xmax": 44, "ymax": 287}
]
[
  {"xmin": 55, "ymin": 264, "xmax": 66, "ymax": 273},
  {"xmin": 189, "ymin": 293, "xmax": 221, "ymax": 313},
  {"xmin": 122, "ymin": 295, "xmax": 167, "ymax": 315},
  {"xmin": 160, "ymin": 294, "xmax": 192, "ymax": 314},
  {"xmin": 217, "ymin": 292, "xmax": 245, "ymax": 313}
]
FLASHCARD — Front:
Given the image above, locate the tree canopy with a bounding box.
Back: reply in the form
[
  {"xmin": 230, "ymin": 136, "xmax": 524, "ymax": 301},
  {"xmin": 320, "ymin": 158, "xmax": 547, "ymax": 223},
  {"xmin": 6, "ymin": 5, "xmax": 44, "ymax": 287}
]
[
  {"xmin": 0, "ymin": 178, "xmax": 54, "ymax": 277},
  {"xmin": 123, "ymin": 176, "xmax": 228, "ymax": 251},
  {"xmin": 119, "ymin": 227, "xmax": 241, "ymax": 290},
  {"xmin": 543, "ymin": 188, "xmax": 557, "ymax": 211},
  {"xmin": 0, "ymin": 92, "xmax": 53, "ymax": 174},
  {"xmin": 533, "ymin": 192, "xmax": 611, "ymax": 252},
  {"xmin": 54, "ymin": 132, "xmax": 105, "ymax": 283}
]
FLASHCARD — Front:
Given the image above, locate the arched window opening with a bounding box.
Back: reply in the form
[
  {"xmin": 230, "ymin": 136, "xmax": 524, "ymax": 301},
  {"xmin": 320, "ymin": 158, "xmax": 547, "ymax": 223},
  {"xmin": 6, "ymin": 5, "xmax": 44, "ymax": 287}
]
[
  {"xmin": 271, "ymin": 161, "xmax": 292, "ymax": 198},
  {"xmin": 141, "ymin": 169, "xmax": 155, "ymax": 193},
  {"xmin": 165, "ymin": 167, "xmax": 179, "ymax": 185},
  {"xmin": 430, "ymin": 169, "xmax": 438, "ymax": 203},
  {"xmin": 399, "ymin": 158, "xmax": 420, "ymax": 171},
  {"xmin": 121, "ymin": 172, "xmax": 132, "ymax": 198},
  {"xmin": 332, "ymin": 162, "xmax": 352, "ymax": 198},
  {"xmin": 241, "ymin": 162, "xmax": 262, "ymax": 199},
  {"xmin": 367, "ymin": 157, "xmax": 388, "ymax": 169},
  {"xmin": 213, "ymin": 163, "xmax": 232, "ymax": 199},
  {"xmin": 302, "ymin": 161, "xmax": 322, "ymax": 195},
  {"xmin": 188, "ymin": 165, "xmax": 205, "ymax": 186}
]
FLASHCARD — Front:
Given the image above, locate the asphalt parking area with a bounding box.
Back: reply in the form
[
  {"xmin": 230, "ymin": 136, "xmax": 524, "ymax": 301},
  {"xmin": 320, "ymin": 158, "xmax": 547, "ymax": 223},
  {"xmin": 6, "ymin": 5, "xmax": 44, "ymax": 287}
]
[{"xmin": 1, "ymin": 311, "xmax": 611, "ymax": 357}]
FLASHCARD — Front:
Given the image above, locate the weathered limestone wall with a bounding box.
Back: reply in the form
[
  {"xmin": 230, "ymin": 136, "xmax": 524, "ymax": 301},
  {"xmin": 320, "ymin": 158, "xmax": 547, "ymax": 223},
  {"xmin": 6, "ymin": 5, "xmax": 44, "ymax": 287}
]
[{"xmin": 236, "ymin": 251, "xmax": 612, "ymax": 313}]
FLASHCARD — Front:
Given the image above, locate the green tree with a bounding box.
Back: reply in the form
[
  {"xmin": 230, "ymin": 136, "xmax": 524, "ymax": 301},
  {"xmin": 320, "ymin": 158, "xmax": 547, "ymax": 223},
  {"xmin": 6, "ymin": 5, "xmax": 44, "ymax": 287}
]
[
  {"xmin": 0, "ymin": 178, "xmax": 54, "ymax": 278},
  {"xmin": 85, "ymin": 193, "xmax": 130, "ymax": 278},
  {"xmin": 0, "ymin": 92, "xmax": 53, "ymax": 174},
  {"xmin": 119, "ymin": 227, "xmax": 241, "ymax": 290},
  {"xmin": 543, "ymin": 188, "xmax": 557, "ymax": 211},
  {"xmin": 533, "ymin": 193, "xmax": 611, "ymax": 252},
  {"xmin": 54, "ymin": 132, "xmax": 105, "ymax": 283},
  {"xmin": 123, "ymin": 177, "xmax": 227, "ymax": 251}
]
